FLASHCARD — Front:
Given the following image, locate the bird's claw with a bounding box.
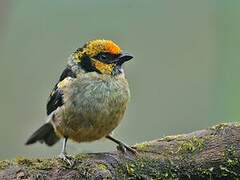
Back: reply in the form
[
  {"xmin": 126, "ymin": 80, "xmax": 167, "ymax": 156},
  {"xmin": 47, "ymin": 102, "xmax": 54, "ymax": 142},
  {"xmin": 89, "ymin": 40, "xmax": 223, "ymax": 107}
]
[
  {"xmin": 58, "ymin": 152, "xmax": 74, "ymax": 166},
  {"xmin": 117, "ymin": 143, "xmax": 138, "ymax": 155}
]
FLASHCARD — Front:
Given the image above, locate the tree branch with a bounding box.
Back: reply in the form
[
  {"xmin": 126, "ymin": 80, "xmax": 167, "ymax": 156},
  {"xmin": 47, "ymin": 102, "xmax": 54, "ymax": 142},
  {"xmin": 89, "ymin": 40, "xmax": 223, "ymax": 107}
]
[{"xmin": 1, "ymin": 123, "xmax": 240, "ymax": 179}]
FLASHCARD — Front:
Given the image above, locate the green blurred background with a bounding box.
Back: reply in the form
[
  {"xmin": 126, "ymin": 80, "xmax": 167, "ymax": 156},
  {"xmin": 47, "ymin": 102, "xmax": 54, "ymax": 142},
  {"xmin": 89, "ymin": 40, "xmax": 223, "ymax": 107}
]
[{"xmin": 0, "ymin": 0, "xmax": 240, "ymax": 159}]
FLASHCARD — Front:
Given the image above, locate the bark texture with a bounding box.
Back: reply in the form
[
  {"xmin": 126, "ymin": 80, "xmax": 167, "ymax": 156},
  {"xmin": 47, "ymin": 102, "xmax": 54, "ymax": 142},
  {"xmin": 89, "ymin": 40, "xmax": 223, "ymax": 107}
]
[{"xmin": 1, "ymin": 123, "xmax": 240, "ymax": 179}]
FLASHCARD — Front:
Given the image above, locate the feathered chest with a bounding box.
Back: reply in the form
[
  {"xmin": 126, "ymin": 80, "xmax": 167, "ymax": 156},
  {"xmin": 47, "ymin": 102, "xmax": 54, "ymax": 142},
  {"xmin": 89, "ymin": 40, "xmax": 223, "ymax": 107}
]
[
  {"xmin": 53, "ymin": 73, "xmax": 130, "ymax": 142},
  {"xmin": 62, "ymin": 72, "xmax": 130, "ymax": 115}
]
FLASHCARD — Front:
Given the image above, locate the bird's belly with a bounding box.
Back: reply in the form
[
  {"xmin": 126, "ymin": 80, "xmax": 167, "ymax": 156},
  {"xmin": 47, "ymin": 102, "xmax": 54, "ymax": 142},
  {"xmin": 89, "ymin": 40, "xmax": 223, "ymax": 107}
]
[
  {"xmin": 52, "ymin": 76, "xmax": 130, "ymax": 142},
  {"xmin": 56, "ymin": 106, "xmax": 126, "ymax": 142}
]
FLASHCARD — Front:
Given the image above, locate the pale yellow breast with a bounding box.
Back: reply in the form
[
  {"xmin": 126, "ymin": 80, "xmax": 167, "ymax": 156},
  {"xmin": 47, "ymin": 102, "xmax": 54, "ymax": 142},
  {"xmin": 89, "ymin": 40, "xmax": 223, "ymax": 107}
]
[{"xmin": 52, "ymin": 72, "xmax": 130, "ymax": 142}]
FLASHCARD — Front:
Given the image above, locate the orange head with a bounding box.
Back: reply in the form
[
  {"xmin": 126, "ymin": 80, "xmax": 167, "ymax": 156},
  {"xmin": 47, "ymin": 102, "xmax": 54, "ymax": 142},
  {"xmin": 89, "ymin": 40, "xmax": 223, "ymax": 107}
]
[{"xmin": 72, "ymin": 39, "xmax": 133, "ymax": 75}]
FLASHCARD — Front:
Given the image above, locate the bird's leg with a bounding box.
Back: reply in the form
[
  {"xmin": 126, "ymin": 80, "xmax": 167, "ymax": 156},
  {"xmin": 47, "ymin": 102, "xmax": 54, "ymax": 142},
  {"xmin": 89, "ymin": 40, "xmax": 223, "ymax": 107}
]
[
  {"xmin": 58, "ymin": 137, "xmax": 73, "ymax": 165},
  {"xmin": 106, "ymin": 135, "xmax": 137, "ymax": 155}
]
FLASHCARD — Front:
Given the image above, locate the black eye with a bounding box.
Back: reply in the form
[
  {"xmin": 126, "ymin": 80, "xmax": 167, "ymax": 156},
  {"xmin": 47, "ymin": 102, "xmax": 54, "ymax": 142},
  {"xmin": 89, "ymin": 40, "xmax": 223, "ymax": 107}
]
[
  {"xmin": 95, "ymin": 53, "xmax": 118, "ymax": 63},
  {"xmin": 99, "ymin": 54, "xmax": 107, "ymax": 60}
]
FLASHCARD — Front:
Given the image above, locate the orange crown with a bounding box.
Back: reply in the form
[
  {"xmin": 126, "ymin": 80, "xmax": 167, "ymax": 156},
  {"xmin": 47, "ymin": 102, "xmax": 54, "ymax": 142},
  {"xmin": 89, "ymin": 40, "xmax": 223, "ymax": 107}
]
[
  {"xmin": 85, "ymin": 39, "xmax": 122, "ymax": 56},
  {"xmin": 73, "ymin": 39, "xmax": 122, "ymax": 62}
]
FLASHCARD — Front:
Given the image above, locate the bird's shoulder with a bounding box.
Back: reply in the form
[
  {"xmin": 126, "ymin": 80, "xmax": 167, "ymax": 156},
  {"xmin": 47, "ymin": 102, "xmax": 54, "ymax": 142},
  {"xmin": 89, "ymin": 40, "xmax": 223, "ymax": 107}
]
[{"xmin": 46, "ymin": 67, "xmax": 76, "ymax": 115}]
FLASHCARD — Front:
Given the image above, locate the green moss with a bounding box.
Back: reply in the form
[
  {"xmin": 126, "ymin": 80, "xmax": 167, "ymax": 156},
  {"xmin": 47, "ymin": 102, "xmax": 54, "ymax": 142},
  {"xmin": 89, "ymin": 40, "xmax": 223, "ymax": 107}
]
[
  {"xmin": 15, "ymin": 157, "xmax": 62, "ymax": 172},
  {"xmin": 158, "ymin": 134, "xmax": 216, "ymax": 157},
  {"xmin": 195, "ymin": 147, "xmax": 240, "ymax": 179},
  {"xmin": 211, "ymin": 123, "xmax": 230, "ymax": 130},
  {"xmin": 16, "ymin": 156, "xmax": 33, "ymax": 166},
  {"xmin": 75, "ymin": 154, "xmax": 89, "ymax": 161},
  {"xmin": 227, "ymin": 159, "xmax": 238, "ymax": 167},
  {"xmin": 210, "ymin": 122, "xmax": 240, "ymax": 130},
  {"xmin": 117, "ymin": 159, "xmax": 143, "ymax": 178},
  {"xmin": 160, "ymin": 134, "xmax": 183, "ymax": 142},
  {"xmin": 0, "ymin": 157, "xmax": 60, "ymax": 174},
  {"xmin": 117, "ymin": 156, "xmax": 179, "ymax": 179},
  {"xmin": 97, "ymin": 163, "xmax": 108, "ymax": 171},
  {"xmin": 223, "ymin": 144, "xmax": 239, "ymax": 171},
  {"xmin": 177, "ymin": 136, "xmax": 204, "ymax": 153},
  {"xmin": 219, "ymin": 165, "xmax": 238, "ymax": 177},
  {"xmin": 0, "ymin": 160, "xmax": 11, "ymax": 170},
  {"xmin": 32, "ymin": 159, "xmax": 56, "ymax": 170},
  {"xmin": 196, "ymin": 167, "xmax": 214, "ymax": 178},
  {"xmin": 126, "ymin": 163, "xmax": 135, "ymax": 176},
  {"xmin": 192, "ymin": 162, "xmax": 240, "ymax": 179},
  {"xmin": 134, "ymin": 142, "xmax": 150, "ymax": 151},
  {"xmin": 117, "ymin": 154, "xmax": 240, "ymax": 180}
]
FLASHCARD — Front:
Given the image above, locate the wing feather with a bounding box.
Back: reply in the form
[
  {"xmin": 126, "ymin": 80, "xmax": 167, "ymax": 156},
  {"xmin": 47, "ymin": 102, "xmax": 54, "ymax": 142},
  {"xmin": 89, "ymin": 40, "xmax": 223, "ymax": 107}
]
[{"xmin": 46, "ymin": 67, "xmax": 76, "ymax": 115}]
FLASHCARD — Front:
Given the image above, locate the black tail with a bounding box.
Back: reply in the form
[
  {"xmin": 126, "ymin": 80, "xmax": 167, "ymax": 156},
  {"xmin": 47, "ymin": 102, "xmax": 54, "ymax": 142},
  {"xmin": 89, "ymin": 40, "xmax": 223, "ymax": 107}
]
[{"xmin": 25, "ymin": 123, "xmax": 60, "ymax": 146}]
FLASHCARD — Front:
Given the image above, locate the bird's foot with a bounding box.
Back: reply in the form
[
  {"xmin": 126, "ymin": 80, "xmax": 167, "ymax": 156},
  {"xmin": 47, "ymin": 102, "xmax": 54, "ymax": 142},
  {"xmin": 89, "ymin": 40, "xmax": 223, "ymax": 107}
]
[
  {"xmin": 117, "ymin": 143, "xmax": 138, "ymax": 155},
  {"xmin": 58, "ymin": 152, "xmax": 74, "ymax": 166},
  {"xmin": 106, "ymin": 135, "xmax": 138, "ymax": 155}
]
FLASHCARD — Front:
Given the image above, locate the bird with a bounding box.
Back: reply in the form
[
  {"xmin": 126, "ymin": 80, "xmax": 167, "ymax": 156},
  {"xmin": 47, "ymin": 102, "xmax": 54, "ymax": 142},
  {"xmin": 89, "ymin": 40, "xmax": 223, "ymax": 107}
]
[{"xmin": 25, "ymin": 39, "xmax": 136, "ymax": 164}]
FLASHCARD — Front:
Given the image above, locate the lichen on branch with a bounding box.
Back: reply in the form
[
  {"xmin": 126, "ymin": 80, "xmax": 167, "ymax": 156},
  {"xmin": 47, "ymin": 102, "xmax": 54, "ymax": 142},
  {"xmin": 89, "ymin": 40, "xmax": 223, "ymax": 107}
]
[{"xmin": 1, "ymin": 123, "xmax": 240, "ymax": 179}]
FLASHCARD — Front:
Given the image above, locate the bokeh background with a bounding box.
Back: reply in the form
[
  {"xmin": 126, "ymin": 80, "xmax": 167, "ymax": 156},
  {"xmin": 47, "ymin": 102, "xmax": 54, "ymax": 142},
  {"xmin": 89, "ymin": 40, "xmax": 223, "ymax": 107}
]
[{"xmin": 0, "ymin": 0, "xmax": 240, "ymax": 159}]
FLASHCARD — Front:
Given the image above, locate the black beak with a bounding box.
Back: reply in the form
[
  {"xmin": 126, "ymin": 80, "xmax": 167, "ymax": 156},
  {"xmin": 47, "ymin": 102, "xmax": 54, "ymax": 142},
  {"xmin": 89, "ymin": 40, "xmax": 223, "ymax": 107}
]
[{"xmin": 116, "ymin": 53, "xmax": 133, "ymax": 65}]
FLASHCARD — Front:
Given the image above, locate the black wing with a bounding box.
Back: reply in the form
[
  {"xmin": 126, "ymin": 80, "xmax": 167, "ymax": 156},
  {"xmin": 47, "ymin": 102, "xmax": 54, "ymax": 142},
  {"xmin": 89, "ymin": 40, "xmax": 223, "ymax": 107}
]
[
  {"xmin": 46, "ymin": 67, "xmax": 76, "ymax": 115},
  {"xmin": 59, "ymin": 66, "xmax": 77, "ymax": 81}
]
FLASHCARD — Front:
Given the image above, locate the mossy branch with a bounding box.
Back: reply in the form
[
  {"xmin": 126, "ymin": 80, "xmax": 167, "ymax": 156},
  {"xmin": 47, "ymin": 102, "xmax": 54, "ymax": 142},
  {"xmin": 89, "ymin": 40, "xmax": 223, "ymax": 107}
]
[{"xmin": 1, "ymin": 123, "xmax": 240, "ymax": 179}]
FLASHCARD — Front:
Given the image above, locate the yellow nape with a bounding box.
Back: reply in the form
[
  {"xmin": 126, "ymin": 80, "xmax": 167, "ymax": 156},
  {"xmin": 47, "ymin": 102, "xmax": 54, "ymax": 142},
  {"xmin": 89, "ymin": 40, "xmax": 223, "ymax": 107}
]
[{"xmin": 91, "ymin": 59, "xmax": 115, "ymax": 75}]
